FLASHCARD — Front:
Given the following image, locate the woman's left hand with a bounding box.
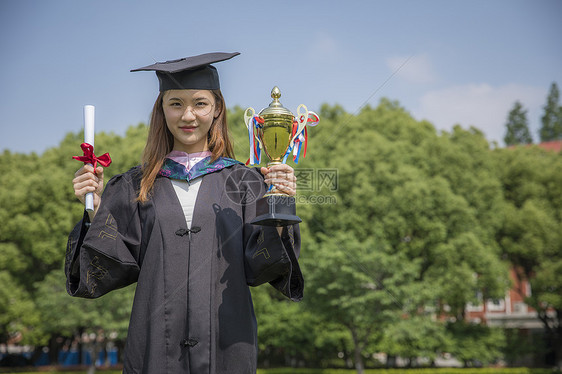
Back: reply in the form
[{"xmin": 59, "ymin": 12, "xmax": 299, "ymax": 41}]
[{"xmin": 260, "ymin": 164, "xmax": 297, "ymax": 196}]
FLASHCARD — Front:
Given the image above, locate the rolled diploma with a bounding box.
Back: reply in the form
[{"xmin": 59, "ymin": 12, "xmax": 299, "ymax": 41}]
[{"xmin": 84, "ymin": 105, "xmax": 95, "ymax": 213}]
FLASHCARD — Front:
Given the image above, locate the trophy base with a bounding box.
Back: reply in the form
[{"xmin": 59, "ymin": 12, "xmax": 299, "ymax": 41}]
[{"xmin": 251, "ymin": 195, "xmax": 302, "ymax": 226}]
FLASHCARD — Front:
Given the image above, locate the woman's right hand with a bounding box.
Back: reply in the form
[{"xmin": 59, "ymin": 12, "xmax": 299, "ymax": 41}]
[{"xmin": 73, "ymin": 165, "xmax": 104, "ymax": 218}]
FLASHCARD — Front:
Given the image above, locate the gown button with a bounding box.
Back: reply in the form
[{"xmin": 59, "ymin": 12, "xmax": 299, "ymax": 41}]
[
  {"xmin": 175, "ymin": 228, "xmax": 188, "ymax": 236},
  {"xmin": 181, "ymin": 338, "xmax": 198, "ymax": 348}
]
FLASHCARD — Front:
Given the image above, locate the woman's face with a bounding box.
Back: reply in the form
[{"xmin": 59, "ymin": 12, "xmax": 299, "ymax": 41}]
[{"xmin": 162, "ymin": 89, "xmax": 220, "ymax": 153}]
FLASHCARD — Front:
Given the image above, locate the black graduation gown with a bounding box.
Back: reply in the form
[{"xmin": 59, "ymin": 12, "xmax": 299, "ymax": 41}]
[{"xmin": 65, "ymin": 164, "xmax": 303, "ymax": 374}]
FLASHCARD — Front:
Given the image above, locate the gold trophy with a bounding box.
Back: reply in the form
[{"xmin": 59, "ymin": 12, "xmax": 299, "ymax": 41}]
[{"xmin": 245, "ymin": 86, "xmax": 310, "ymax": 226}]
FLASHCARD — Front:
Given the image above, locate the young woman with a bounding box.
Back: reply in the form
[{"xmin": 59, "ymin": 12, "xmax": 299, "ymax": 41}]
[{"xmin": 66, "ymin": 52, "xmax": 303, "ymax": 373}]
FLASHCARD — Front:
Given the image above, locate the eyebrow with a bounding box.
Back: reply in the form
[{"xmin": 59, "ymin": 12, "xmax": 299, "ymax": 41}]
[
  {"xmin": 164, "ymin": 94, "xmax": 212, "ymax": 103},
  {"xmin": 192, "ymin": 96, "xmax": 212, "ymax": 101},
  {"xmin": 165, "ymin": 96, "xmax": 182, "ymax": 102}
]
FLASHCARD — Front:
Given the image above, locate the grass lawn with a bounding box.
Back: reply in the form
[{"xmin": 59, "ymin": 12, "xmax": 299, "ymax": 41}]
[{"xmin": 2, "ymin": 368, "xmax": 560, "ymax": 374}]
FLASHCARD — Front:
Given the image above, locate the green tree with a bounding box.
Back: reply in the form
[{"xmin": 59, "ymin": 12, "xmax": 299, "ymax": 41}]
[
  {"xmin": 446, "ymin": 322, "xmax": 505, "ymax": 366},
  {"xmin": 495, "ymin": 145, "xmax": 562, "ymax": 366},
  {"xmin": 302, "ymin": 231, "xmax": 418, "ymax": 372},
  {"xmin": 0, "ymin": 271, "xmax": 43, "ymax": 344},
  {"xmin": 7, "ymin": 101, "xmax": 561, "ymax": 370},
  {"xmin": 251, "ymin": 286, "xmax": 345, "ymax": 368},
  {"xmin": 0, "ymin": 124, "xmax": 148, "ymax": 349},
  {"xmin": 35, "ymin": 270, "xmax": 134, "ymax": 368},
  {"xmin": 380, "ymin": 316, "xmax": 451, "ymax": 366},
  {"xmin": 504, "ymin": 101, "xmax": 532, "ymax": 145},
  {"xmin": 298, "ymin": 100, "xmax": 509, "ymax": 372},
  {"xmin": 539, "ymin": 82, "xmax": 562, "ymax": 142}
]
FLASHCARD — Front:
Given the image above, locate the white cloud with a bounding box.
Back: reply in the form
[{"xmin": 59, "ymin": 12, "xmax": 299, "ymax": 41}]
[
  {"xmin": 386, "ymin": 54, "xmax": 436, "ymax": 84},
  {"xmin": 413, "ymin": 83, "xmax": 547, "ymax": 144}
]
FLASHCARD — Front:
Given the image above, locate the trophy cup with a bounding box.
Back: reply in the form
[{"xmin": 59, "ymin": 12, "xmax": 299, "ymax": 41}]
[{"xmin": 244, "ymin": 86, "xmax": 313, "ymax": 226}]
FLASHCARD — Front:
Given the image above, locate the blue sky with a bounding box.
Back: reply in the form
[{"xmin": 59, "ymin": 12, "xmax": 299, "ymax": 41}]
[{"xmin": 1, "ymin": 0, "xmax": 561, "ymax": 154}]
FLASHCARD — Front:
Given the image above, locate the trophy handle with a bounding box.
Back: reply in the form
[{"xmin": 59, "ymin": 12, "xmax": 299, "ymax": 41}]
[
  {"xmin": 244, "ymin": 107, "xmax": 263, "ymax": 150},
  {"xmin": 244, "ymin": 107, "xmax": 255, "ymax": 131},
  {"xmin": 290, "ymin": 104, "xmax": 308, "ymax": 148}
]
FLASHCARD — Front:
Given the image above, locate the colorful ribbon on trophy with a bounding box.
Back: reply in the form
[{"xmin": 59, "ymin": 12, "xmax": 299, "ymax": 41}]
[
  {"xmin": 246, "ymin": 116, "xmax": 263, "ymax": 166},
  {"xmin": 282, "ymin": 111, "xmax": 319, "ymax": 164},
  {"xmin": 292, "ymin": 127, "xmax": 307, "ymax": 164},
  {"xmin": 306, "ymin": 111, "xmax": 320, "ymax": 127}
]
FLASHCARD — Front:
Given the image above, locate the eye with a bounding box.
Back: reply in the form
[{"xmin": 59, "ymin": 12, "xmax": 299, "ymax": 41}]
[{"xmin": 195, "ymin": 101, "xmax": 209, "ymax": 107}]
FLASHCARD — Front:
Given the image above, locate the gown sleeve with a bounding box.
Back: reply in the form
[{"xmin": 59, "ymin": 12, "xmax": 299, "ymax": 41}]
[
  {"xmin": 242, "ymin": 168, "xmax": 304, "ymax": 302},
  {"xmin": 65, "ymin": 171, "xmax": 142, "ymax": 299}
]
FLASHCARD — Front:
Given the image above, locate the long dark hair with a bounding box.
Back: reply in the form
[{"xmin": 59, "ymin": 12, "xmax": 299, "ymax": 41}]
[{"xmin": 137, "ymin": 89, "xmax": 234, "ymax": 202}]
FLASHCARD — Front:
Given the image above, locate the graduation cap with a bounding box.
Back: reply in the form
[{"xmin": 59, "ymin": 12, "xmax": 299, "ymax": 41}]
[{"xmin": 131, "ymin": 52, "xmax": 240, "ymax": 92}]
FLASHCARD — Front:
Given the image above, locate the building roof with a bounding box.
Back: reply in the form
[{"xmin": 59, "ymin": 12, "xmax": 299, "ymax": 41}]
[
  {"xmin": 507, "ymin": 140, "xmax": 562, "ymax": 153},
  {"xmin": 537, "ymin": 140, "xmax": 562, "ymax": 153}
]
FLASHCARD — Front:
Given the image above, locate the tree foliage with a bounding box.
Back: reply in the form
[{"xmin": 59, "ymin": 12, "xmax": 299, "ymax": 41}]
[
  {"xmin": 504, "ymin": 101, "xmax": 532, "ymax": 145},
  {"xmin": 0, "ymin": 99, "xmax": 560, "ymax": 369},
  {"xmin": 539, "ymin": 82, "xmax": 562, "ymax": 142},
  {"xmin": 0, "ymin": 125, "xmax": 148, "ymax": 348},
  {"xmin": 294, "ymin": 99, "xmax": 511, "ymax": 371},
  {"xmin": 494, "ymin": 144, "xmax": 562, "ymax": 365}
]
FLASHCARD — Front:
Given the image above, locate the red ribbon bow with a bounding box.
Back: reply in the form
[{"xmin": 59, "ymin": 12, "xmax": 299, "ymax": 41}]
[{"xmin": 73, "ymin": 143, "xmax": 112, "ymax": 169}]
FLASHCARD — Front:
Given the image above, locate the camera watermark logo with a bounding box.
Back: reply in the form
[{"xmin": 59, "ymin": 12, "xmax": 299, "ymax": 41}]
[{"xmin": 224, "ymin": 168, "xmax": 265, "ymax": 205}]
